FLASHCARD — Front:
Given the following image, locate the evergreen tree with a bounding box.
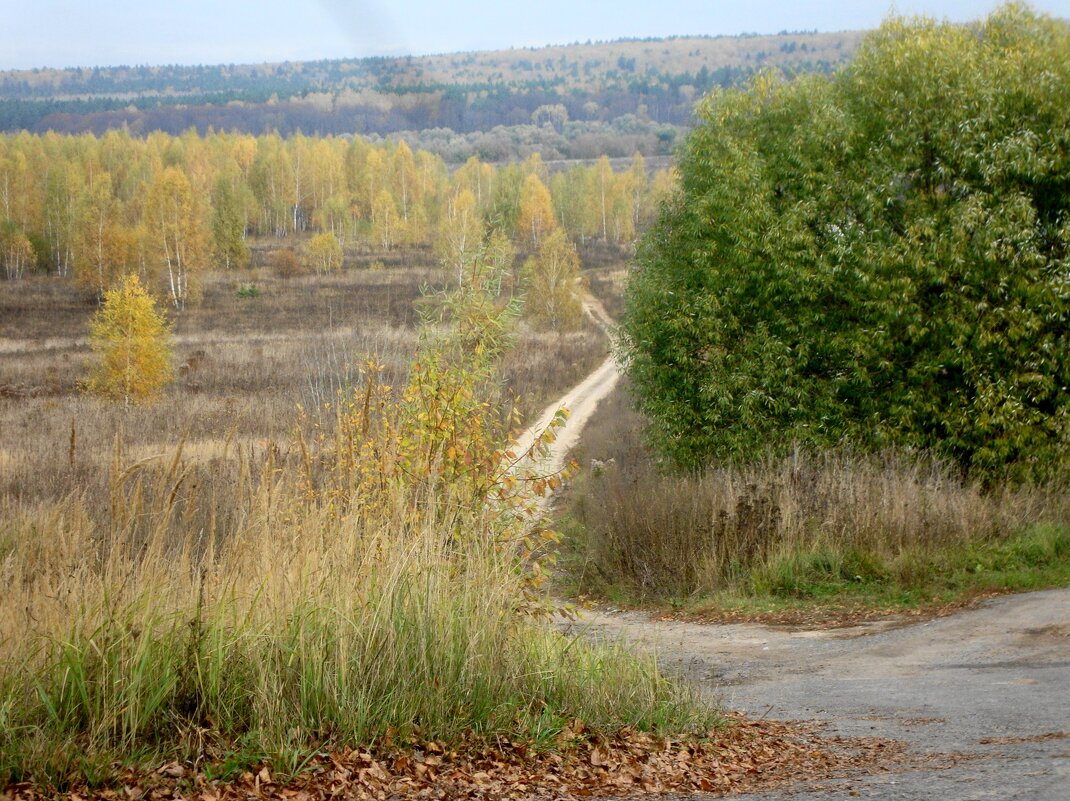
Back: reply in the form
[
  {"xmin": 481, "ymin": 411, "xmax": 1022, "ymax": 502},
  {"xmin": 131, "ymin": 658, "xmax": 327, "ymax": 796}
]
[{"xmin": 211, "ymin": 175, "xmax": 250, "ymax": 270}]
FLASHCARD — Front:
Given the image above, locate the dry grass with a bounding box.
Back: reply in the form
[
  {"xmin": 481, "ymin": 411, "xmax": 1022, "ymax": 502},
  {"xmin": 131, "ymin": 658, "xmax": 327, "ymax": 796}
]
[
  {"xmin": 0, "ymin": 260, "xmax": 704, "ymax": 788},
  {"xmin": 562, "ymin": 382, "xmax": 1070, "ymax": 602},
  {"xmin": 0, "ymin": 256, "xmax": 609, "ymax": 509},
  {"xmin": 0, "ymin": 433, "xmax": 705, "ymax": 785},
  {"xmin": 503, "ymin": 322, "xmax": 608, "ymax": 419},
  {"xmin": 0, "ymin": 268, "xmax": 426, "ymax": 508}
]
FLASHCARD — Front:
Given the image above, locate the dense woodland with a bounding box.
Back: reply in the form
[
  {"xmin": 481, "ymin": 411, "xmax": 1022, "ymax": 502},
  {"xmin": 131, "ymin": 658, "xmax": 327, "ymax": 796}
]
[
  {"xmin": 0, "ymin": 128, "xmax": 672, "ymax": 307},
  {"xmin": 0, "ymin": 32, "xmax": 862, "ymax": 160}
]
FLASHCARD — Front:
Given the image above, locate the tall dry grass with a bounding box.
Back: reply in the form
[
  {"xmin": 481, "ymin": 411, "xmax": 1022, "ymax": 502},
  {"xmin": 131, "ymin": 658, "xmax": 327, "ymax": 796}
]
[
  {"xmin": 565, "ymin": 384, "xmax": 1070, "ymax": 600},
  {"xmin": 2, "ymin": 452, "xmax": 700, "ymax": 783},
  {"xmin": 0, "ymin": 268, "xmax": 703, "ymax": 788}
]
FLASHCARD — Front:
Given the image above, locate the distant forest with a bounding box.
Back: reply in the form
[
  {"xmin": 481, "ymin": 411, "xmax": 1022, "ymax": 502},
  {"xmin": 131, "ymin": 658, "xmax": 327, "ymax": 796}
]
[{"xmin": 0, "ymin": 31, "xmax": 863, "ymax": 162}]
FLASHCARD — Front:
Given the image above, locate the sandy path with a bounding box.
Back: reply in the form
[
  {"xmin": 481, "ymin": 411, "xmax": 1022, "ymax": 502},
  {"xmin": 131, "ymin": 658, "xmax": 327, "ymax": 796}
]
[{"xmin": 511, "ymin": 296, "xmax": 620, "ymax": 480}]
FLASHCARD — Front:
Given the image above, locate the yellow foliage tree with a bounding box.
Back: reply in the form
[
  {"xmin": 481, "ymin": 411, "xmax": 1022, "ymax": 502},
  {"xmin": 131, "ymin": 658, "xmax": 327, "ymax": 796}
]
[
  {"xmin": 371, "ymin": 188, "xmax": 400, "ymax": 250},
  {"xmin": 84, "ymin": 273, "xmax": 173, "ymax": 405},
  {"xmin": 0, "ymin": 224, "xmax": 35, "ymax": 280},
  {"xmin": 144, "ymin": 166, "xmax": 206, "ymax": 309},
  {"xmin": 304, "ymin": 231, "xmax": 344, "ymax": 274},
  {"xmin": 516, "ymin": 173, "xmax": 556, "ymax": 250},
  {"xmin": 436, "ymin": 188, "xmax": 482, "ymax": 283},
  {"xmin": 522, "ymin": 229, "xmax": 584, "ymax": 331},
  {"xmin": 73, "ymin": 172, "xmax": 128, "ymax": 297}
]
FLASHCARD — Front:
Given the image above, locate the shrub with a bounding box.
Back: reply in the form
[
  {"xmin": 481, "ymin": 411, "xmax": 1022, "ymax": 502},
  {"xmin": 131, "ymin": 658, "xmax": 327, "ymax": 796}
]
[
  {"xmin": 235, "ymin": 282, "xmax": 261, "ymax": 299},
  {"xmin": 303, "ymin": 232, "xmax": 344, "ymax": 274},
  {"xmin": 272, "ymin": 246, "xmax": 304, "ymax": 277},
  {"xmin": 622, "ymin": 5, "xmax": 1070, "ymax": 481}
]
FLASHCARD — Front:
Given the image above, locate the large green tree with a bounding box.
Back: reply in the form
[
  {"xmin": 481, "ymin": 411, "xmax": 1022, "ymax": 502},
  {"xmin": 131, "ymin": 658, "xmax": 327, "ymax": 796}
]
[{"xmin": 622, "ymin": 4, "xmax": 1070, "ymax": 481}]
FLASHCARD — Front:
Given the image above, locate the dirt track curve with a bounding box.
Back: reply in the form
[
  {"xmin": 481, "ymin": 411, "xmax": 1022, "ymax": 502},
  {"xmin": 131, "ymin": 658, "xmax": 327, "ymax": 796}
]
[{"xmin": 521, "ymin": 301, "xmax": 1070, "ymax": 799}]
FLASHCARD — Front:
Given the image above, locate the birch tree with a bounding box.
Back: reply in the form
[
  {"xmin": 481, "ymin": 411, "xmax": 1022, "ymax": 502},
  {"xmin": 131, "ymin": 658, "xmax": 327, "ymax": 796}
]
[{"xmin": 145, "ymin": 167, "xmax": 205, "ymax": 309}]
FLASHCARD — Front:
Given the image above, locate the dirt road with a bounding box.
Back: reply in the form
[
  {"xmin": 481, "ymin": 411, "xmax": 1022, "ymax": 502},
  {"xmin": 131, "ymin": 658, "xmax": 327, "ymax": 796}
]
[
  {"xmin": 521, "ymin": 312, "xmax": 1070, "ymax": 799},
  {"xmin": 512, "ymin": 297, "xmax": 619, "ymax": 480}
]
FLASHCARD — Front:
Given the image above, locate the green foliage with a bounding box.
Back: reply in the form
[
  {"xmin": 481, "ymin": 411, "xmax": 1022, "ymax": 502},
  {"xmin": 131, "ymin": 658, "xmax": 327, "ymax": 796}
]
[
  {"xmin": 84, "ymin": 273, "xmax": 174, "ymax": 405},
  {"xmin": 622, "ymin": 4, "xmax": 1070, "ymax": 481},
  {"xmin": 211, "ymin": 176, "xmax": 251, "ymax": 270}
]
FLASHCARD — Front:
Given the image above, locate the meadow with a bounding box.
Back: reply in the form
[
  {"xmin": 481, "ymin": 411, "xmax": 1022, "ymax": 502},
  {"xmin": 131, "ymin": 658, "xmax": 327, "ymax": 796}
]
[{"xmin": 0, "ymin": 249, "xmax": 606, "ymax": 508}]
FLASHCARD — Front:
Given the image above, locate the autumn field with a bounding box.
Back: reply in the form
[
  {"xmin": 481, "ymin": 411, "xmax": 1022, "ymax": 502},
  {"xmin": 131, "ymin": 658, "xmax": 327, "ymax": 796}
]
[
  {"xmin": 0, "ymin": 250, "xmax": 606, "ymax": 507},
  {"xmin": 4, "ymin": 6, "xmax": 1069, "ymax": 795}
]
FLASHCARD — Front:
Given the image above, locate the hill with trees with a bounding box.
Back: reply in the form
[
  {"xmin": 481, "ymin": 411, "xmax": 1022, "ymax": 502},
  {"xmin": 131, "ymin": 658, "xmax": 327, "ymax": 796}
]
[{"xmin": 0, "ymin": 31, "xmax": 863, "ymax": 161}]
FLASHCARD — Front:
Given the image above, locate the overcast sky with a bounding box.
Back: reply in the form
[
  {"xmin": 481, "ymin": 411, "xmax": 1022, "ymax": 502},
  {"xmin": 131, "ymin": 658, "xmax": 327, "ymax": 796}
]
[{"xmin": 2, "ymin": 0, "xmax": 1069, "ymax": 71}]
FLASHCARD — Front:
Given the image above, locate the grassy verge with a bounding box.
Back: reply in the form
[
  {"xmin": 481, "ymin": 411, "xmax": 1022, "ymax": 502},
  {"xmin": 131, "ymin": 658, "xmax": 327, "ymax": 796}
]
[{"xmin": 558, "ymin": 382, "xmax": 1070, "ymax": 617}]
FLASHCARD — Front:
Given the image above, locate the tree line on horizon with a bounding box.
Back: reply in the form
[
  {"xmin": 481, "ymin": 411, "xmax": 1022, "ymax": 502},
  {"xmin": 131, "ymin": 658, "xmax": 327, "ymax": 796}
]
[{"xmin": 0, "ymin": 32, "xmax": 861, "ymax": 150}]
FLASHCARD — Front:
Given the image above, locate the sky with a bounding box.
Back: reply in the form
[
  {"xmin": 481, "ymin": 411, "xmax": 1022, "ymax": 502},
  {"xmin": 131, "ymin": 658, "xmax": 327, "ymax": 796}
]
[{"xmin": 2, "ymin": 0, "xmax": 1069, "ymax": 71}]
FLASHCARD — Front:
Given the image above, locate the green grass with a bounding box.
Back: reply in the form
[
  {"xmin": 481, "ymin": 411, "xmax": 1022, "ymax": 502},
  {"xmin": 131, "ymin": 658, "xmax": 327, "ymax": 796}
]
[{"xmin": 747, "ymin": 523, "xmax": 1070, "ymax": 606}]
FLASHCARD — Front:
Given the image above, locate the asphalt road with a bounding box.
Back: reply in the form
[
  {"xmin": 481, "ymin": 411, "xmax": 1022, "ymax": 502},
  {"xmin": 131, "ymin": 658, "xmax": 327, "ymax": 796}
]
[{"xmin": 576, "ymin": 589, "xmax": 1070, "ymax": 800}]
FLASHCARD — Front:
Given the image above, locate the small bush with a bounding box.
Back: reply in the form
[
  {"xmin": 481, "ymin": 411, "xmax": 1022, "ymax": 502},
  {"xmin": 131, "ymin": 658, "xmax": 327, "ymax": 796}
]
[{"xmin": 272, "ymin": 247, "xmax": 305, "ymax": 277}]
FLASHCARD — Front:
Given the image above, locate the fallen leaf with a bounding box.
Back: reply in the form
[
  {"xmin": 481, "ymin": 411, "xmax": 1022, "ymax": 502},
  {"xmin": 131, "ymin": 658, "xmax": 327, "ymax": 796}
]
[{"xmin": 157, "ymin": 763, "xmax": 184, "ymax": 779}]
